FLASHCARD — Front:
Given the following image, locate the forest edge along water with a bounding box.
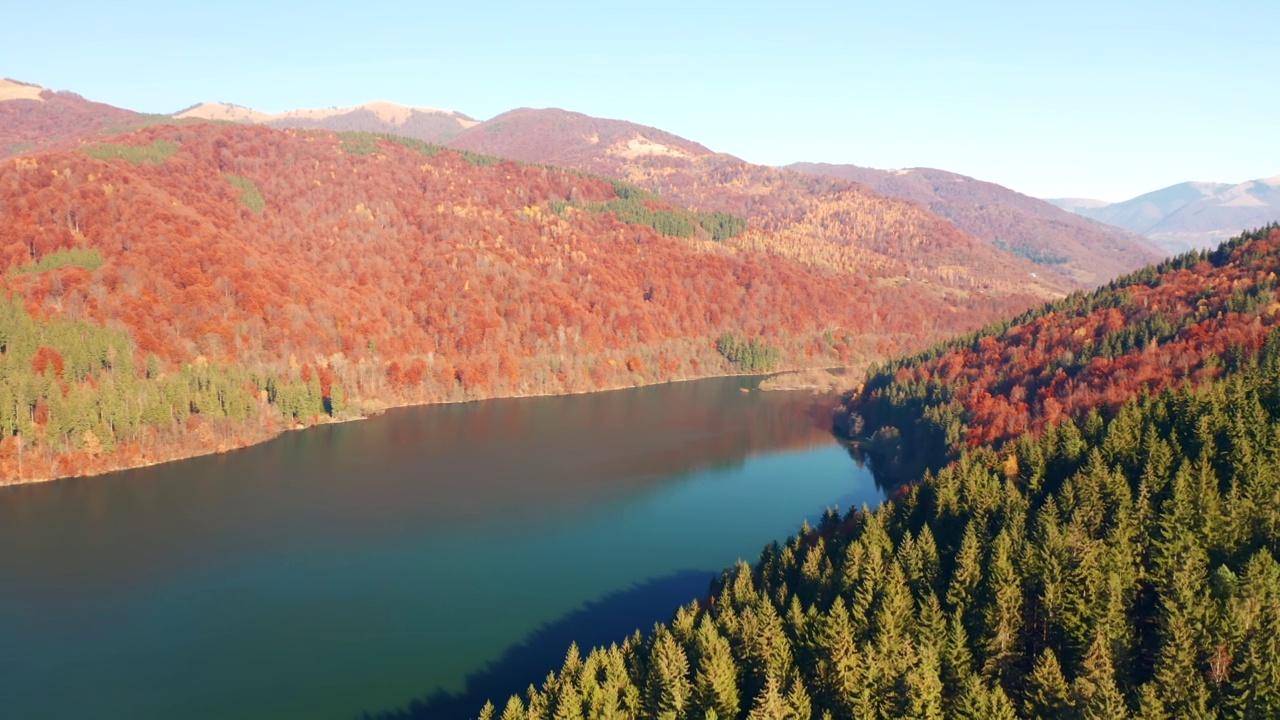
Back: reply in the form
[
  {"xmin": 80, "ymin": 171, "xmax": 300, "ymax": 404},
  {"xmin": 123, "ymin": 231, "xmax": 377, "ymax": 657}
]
[
  {"xmin": 0, "ymin": 368, "xmax": 861, "ymax": 488},
  {"xmin": 0, "ymin": 374, "xmax": 890, "ymax": 719}
]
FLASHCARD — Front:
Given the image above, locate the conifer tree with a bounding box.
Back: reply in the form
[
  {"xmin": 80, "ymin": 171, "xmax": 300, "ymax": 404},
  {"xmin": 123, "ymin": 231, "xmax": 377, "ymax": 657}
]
[
  {"xmin": 1071, "ymin": 633, "xmax": 1129, "ymax": 720},
  {"xmin": 904, "ymin": 645, "xmax": 946, "ymax": 720},
  {"xmin": 693, "ymin": 618, "xmax": 739, "ymax": 720},
  {"xmin": 783, "ymin": 675, "xmax": 811, "ymax": 720},
  {"xmin": 645, "ymin": 630, "xmax": 692, "ymax": 720},
  {"xmin": 1023, "ymin": 648, "xmax": 1073, "ymax": 719},
  {"xmin": 745, "ymin": 673, "xmax": 789, "ymax": 720},
  {"xmin": 468, "ymin": 245, "xmax": 1280, "ymax": 720},
  {"xmin": 982, "ymin": 529, "xmax": 1025, "ymax": 686},
  {"xmin": 499, "ymin": 695, "xmax": 525, "ymax": 720}
]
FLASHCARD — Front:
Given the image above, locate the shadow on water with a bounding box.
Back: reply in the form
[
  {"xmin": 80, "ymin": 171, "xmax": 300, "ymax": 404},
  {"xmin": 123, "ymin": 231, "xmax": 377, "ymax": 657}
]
[
  {"xmin": 359, "ymin": 569, "xmax": 716, "ymax": 720},
  {"xmin": 838, "ymin": 439, "xmax": 912, "ymax": 498}
]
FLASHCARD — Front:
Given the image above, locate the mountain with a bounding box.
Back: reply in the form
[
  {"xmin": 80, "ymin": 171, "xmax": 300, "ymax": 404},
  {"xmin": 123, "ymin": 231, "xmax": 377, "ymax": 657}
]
[
  {"xmin": 0, "ymin": 78, "xmax": 142, "ymax": 158},
  {"xmin": 174, "ymin": 101, "xmax": 479, "ymax": 143},
  {"xmin": 56, "ymin": 95, "xmax": 1150, "ymax": 294},
  {"xmin": 446, "ymin": 106, "xmax": 716, "ymax": 176},
  {"xmin": 445, "ymin": 108, "xmax": 1087, "ymax": 301},
  {"xmin": 1049, "ymin": 197, "xmax": 1113, "ymax": 212},
  {"xmin": 787, "ymin": 163, "xmax": 1166, "ymax": 287},
  {"xmin": 1049, "ymin": 177, "xmax": 1280, "ymax": 254},
  {"xmin": 840, "ymin": 223, "xmax": 1280, "ymax": 480},
  {"xmin": 469, "ymin": 225, "xmax": 1280, "ymax": 719},
  {"xmin": 0, "ymin": 122, "xmax": 1060, "ymax": 481},
  {"xmin": 448, "ymin": 109, "xmax": 1158, "ymax": 290}
]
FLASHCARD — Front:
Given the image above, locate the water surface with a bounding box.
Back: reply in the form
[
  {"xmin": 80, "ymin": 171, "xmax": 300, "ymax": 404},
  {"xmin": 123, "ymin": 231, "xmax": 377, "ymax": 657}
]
[{"xmin": 0, "ymin": 376, "xmax": 884, "ymax": 718}]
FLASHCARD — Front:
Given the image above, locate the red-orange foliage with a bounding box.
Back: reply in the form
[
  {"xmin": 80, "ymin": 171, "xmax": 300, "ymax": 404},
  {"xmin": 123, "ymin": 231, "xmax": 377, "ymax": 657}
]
[
  {"xmin": 787, "ymin": 162, "xmax": 1165, "ymax": 287},
  {"xmin": 449, "ymin": 109, "xmax": 1070, "ymax": 299},
  {"xmin": 0, "ymin": 85, "xmax": 141, "ymax": 160},
  {"xmin": 848, "ymin": 228, "xmax": 1280, "ymax": 451},
  {"xmin": 0, "ymin": 122, "xmax": 1075, "ymax": 480},
  {"xmin": 31, "ymin": 345, "xmax": 65, "ymax": 379}
]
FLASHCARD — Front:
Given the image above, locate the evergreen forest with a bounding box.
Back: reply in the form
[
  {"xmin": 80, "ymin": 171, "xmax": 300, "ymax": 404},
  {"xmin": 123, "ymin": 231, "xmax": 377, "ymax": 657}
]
[{"xmin": 471, "ymin": 227, "xmax": 1280, "ymax": 719}]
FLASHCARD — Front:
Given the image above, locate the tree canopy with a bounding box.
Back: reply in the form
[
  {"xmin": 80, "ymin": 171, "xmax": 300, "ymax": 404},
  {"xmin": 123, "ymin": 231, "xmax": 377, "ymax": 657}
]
[{"xmin": 472, "ymin": 227, "xmax": 1280, "ymax": 719}]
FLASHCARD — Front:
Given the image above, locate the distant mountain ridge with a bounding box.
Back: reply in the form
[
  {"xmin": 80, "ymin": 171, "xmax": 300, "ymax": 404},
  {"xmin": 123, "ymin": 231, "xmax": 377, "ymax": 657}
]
[
  {"xmin": 160, "ymin": 97, "xmax": 1146, "ymax": 294},
  {"xmin": 174, "ymin": 101, "xmax": 479, "ymax": 144},
  {"xmin": 446, "ymin": 106, "xmax": 715, "ymax": 176},
  {"xmin": 0, "ymin": 81, "xmax": 1069, "ymax": 307},
  {"xmin": 443, "ymin": 107, "xmax": 1072, "ymax": 300},
  {"xmin": 1049, "ymin": 176, "xmax": 1280, "ymax": 254},
  {"xmin": 1, "ymin": 80, "xmax": 1152, "ymax": 297},
  {"xmin": 0, "ymin": 78, "xmax": 141, "ymax": 158},
  {"xmin": 787, "ymin": 162, "xmax": 1166, "ymax": 287},
  {"xmin": 443, "ymin": 108, "xmax": 1162, "ymax": 290}
]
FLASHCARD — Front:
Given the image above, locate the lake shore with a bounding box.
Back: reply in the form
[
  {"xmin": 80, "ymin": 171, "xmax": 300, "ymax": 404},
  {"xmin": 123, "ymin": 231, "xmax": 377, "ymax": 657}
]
[
  {"xmin": 756, "ymin": 366, "xmax": 864, "ymax": 394},
  {"xmin": 1, "ymin": 363, "xmax": 860, "ymax": 488}
]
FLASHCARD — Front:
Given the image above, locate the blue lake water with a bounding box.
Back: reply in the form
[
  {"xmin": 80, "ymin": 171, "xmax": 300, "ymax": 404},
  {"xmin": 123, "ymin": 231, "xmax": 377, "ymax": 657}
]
[{"xmin": 0, "ymin": 375, "xmax": 884, "ymax": 719}]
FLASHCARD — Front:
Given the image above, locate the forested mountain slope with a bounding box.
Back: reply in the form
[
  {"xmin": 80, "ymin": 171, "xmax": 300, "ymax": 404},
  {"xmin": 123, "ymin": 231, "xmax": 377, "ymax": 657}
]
[
  {"xmin": 446, "ymin": 107, "xmax": 715, "ymax": 176},
  {"xmin": 448, "ymin": 108, "xmax": 1071, "ymax": 297},
  {"xmin": 788, "ymin": 162, "xmax": 1165, "ymax": 287},
  {"xmin": 842, "ymin": 224, "xmax": 1280, "ymax": 477},
  {"xmin": 3, "ymin": 82, "xmax": 1160, "ymax": 297},
  {"xmin": 0, "ymin": 123, "xmax": 1053, "ymax": 481},
  {"xmin": 467, "ymin": 227, "xmax": 1280, "ymax": 719},
  {"xmin": 3, "ymin": 85, "xmax": 1104, "ymax": 298},
  {"xmin": 0, "ymin": 79, "xmax": 142, "ymax": 159}
]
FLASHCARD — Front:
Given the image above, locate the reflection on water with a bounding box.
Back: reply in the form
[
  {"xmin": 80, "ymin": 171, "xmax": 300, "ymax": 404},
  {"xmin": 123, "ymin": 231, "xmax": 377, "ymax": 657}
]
[{"xmin": 0, "ymin": 376, "xmax": 883, "ymax": 719}]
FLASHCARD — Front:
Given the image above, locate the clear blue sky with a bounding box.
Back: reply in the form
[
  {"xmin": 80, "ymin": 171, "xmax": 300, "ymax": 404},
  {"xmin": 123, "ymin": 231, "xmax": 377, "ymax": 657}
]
[{"xmin": 3, "ymin": 0, "xmax": 1276, "ymax": 201}]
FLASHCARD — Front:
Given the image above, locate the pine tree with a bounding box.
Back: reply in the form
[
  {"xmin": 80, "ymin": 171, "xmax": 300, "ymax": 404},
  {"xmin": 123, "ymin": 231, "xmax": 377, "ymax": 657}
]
[
  {"xmin": 499, "ymin": 695, "xmax": 525, "ymax": 720},
  {"xmin": 646, "ymin": 630, "xmax": 692, "ymax": 720},
  {"xmin": 745, "ymin": 673, "xmax": 789, "ymax": 720},
  {"xmin": 982, "ymin": 529, "xmax": 1024, "ymax": 686},
  {"xmin": 1150, "ymin": 608, "xmax": 1212, "ymax": 719},
  {"xmin": 1023, "ymin": 648, "xmax": 1073, "ymax": 719},
  {"xmin": 952, "ymin": 675, "xmax": 1019, "ymax": 720},
  {"xmin": 1072, "ymin": 633, "xmax": 1129, "ymax": 720},
  {"xmin": 813, "ymin": 595, "xmax": 862, "ymax": 717},
  {"xmin": 940, "ymin": 613, "xmax": 975, "ymax": 703},
  {"xmin": 946, "ymin": 522, "xmax": 984, "ymax": 638},
  {"xmin": 740, "ymin": 599, "xmax": 795, "ymax": 699},
  {"xmin": 552, "ymin": 671, "xmax": 584, "ymax": 720},
  {"xmin": 527, "ymin": 681, "xmax": 552, "ymax": 720},
  {"xmin": 693, "ymin": 618, "xmax": 739, "ymax": 720},
  {"xmin": 904, "ymin": 645, "xmax": 946, "ymax": 720},
  {"xmin": 783, "ymin": 675, "xmax": 812, "ymax": 720}
]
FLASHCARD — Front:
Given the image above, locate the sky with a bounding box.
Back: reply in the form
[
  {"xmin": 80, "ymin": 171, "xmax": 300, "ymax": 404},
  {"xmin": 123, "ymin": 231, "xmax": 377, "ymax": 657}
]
[{"xmin": 3, "ymin": 0, "xmax": 1277, "ymax": 201}]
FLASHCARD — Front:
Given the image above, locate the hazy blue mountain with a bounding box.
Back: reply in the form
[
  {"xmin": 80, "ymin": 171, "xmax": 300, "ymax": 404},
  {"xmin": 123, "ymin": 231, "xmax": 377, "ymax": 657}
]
[{"xmin": 1049, "ymin": 176, "xmax": 1280, "ymax": 254}]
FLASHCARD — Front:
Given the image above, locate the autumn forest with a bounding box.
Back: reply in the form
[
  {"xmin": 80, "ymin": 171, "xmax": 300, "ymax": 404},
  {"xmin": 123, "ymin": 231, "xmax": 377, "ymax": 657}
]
[
  {"xmin": 471, "ymin": 226, "xmax": 1280, "ymax": 719},
  {"xmin": 2, "ymin": 73, "xmax": 1278, "ymax": 720},
  {"xmin": 0, "ymin": 122, "xmax": 1053, "ymax": 481}
]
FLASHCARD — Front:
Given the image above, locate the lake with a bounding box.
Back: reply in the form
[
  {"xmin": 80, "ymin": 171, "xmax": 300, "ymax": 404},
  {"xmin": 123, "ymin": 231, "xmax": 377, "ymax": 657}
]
[{"xmin": 0, "ymin": 375, "xmax": 885, "ymax": 719}]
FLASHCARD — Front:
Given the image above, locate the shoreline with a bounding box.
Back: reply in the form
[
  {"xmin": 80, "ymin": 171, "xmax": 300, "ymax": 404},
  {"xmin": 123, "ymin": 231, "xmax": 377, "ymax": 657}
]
[
  {"xmin": 0, "ymin": 364, "xmax": 856, "ymax": 489},
  {"xmin": 755, "ymin": 366, "xmax": 866, "ymax": 394}
]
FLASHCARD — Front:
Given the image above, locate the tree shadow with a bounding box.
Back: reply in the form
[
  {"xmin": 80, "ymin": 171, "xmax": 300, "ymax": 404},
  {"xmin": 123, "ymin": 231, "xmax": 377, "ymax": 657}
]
[
  {"xmin": 839, "ymin": 439, "xmax": 911, "ymax": 496},
  {"xmin": 358, "ymin": 569, "xmax": 717, "ymax": 720}
]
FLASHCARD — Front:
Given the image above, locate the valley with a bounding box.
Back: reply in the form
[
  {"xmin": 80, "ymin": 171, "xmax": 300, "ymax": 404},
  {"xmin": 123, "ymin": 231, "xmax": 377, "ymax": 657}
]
[
  {"xmin": 1, "ymin": 43, "xmax": 1277, "ymax": 718},
  {"xmin": 472, "ymin": 225, "xmax": 1280, "ymax": 719},
  {"xmin": 0, "ymin": 89, "xmax": 1079, "ymax": 482}
]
